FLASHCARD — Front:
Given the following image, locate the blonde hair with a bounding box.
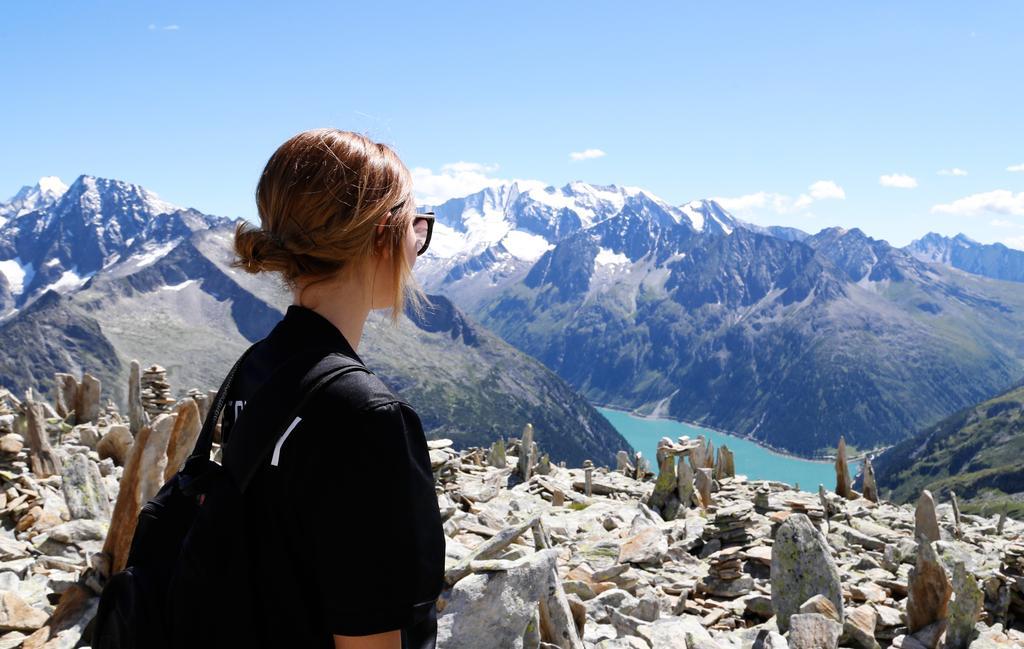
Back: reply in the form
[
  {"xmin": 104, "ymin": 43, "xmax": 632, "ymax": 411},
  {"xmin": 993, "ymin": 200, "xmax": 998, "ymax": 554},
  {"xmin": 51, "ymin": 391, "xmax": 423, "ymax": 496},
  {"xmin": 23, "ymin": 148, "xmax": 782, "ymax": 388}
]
[{"xmin": 232, "ymin": 128, "xmax": 426, "ymax": 322}]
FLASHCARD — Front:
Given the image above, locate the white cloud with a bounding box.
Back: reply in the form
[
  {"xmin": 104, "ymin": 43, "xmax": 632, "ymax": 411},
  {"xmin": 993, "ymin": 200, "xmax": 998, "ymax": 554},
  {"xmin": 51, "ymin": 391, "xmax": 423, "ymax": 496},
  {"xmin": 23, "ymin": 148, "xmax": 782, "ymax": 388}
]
[
  {"xmin": 1002, "ymin": 236, "xmax": 1024, "ymax": 251},
  {"xmin": 879, "ymin": 173, "xmax": 918, "ymax": 189},
  {"xmin": 711, "ymin": 192, "xmax": 791, "ymax": 214},
  {"xmin": 713, "ymin": 180, "xmax": 844, "ymax": 216},
  {"xmin": 1008, "ymin": 163, "xmax": 1024, "ymax": 173},
  {"xmin": 932, "ymin": 190, "xmax": 1024, "ymax": 217},
  {"xmin": 569, "ymin": 148, "xmax": 606, "ymax": 161},
  {"xmin": 794, "ymin": 180, "xmax": 845, "ymax": 208},
  {"xmin": 410, "ymin": 162, "xmax": 543, "ymax": 206},
  {"xmin": 148, "ymin": 24, "xmax": 180, "ymax": 31},
  {"xmin": 991, "ymin": 219, "xmax": 1022, "ymax": 228},
  {"xmin": 938, "ymin": 168, "xmax": 968, "ymax": 176}
]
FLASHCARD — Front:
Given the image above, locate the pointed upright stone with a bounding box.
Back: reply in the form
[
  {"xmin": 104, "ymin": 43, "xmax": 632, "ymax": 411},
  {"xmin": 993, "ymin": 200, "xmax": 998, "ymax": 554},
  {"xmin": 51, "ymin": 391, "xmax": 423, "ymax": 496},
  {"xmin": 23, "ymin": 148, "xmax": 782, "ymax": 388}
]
[
  {"xmin": 488, "ymin": 438, "xmax": 507, "ymax": 468},
  {"xmin": 689, "ymin": 436, "xmax": 707, "ymax": 472},
  {"xmin": 53, "ymin": 373, "xmax": 78, "ymax": 420},
  {"xmin": 950, "ymin": 491, "xmax": 963, "ymax": 540},
  {"xmin": 906, "ymin": 538, "xmax": 952, "ymax": 633},
  {"xmin": 616, "ymin": 450, "xmax": 633, "ymax": 476},
  {"xmin": 914, "ymin": 490, "xmax": 941, "ymax": 542},
  {"xmin": 648, "ymin": 442, "xmax": 680, "ymax": 520},
  {"xmin": 517, "ymin": 424, "xmax": 534, "ymax": 481},
  {"xmin": 770, "ymin": 513, "xmax": 844, "ymax": 634},
  {"xmin": 861, "ymin": 456, "xmax": 878, "ymax": 503},
  {"xmin": 946, "ymin": 561, "xmax": 982, "ymax": 649},
  {"xmin": 77, "ymin": 373, "xmax": 101, "ymax": 424},
  {"xmin": 835, "ymin": 436, "xmax": 852, "ymax": 500},
  {"xmin": 677, "ymin": 457, "xmax": 695, "ymax": 509},
  {"xmin": 164, "ymin": 398, "xmax": 202, "ymax": 481},
  {"xmin": 721, "ymin": 445, "xmax": 735, "ymax": 478},
  {"xmin": 695, "ymin": 468, "xmax": 713, "ymax": 509},
  {"xmin": 24, "ymin": 393, "xmax": 62, "ymax": 478},
  {"xmin": 536, "ymin": 453, "xmax": 551, "ymax": 476},
  {"xmin": 128, "ymin": 359, "xmax": 148, "ymax": 436}
]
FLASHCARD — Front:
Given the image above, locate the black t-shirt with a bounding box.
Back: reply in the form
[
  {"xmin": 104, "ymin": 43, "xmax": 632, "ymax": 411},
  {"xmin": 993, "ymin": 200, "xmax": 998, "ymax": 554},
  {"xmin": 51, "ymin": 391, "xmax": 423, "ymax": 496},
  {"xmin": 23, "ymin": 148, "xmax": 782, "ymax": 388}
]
[{"xmin": 220, "ymin": 304, "xmax": 445, "ymax": 648}]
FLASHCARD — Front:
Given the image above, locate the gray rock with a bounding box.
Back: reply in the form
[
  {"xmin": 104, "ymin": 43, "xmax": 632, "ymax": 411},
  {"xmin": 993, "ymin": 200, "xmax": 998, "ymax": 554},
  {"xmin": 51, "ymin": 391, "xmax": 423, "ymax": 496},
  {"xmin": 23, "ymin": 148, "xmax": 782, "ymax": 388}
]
[
  {"xmin": 946, "ymin": 561, "xmax": 982, "ymax": 649},
  {"xmin": 788, "ymin": 613, "xmax": 841, "ymax": 649},
  {"xmin": 437, "ymin": 549, "xmax": 559, "ymax": 649},
  {"xmin": 60, "ymin": 453, "xmax": 111, "ymax": 520},
  {"xmin": 752, "ymin": 629, "xmax": 789, "ymax": 649},
  {"xmin": 636, "ymin": 615, "xmax": 714, "ymax": 649},
  {"xmin": 861, "ymin": 456, "xmax": 878, "ymax": 503},
  {"xmin": 770, "ymin": 514, "xmax": 844, "ymax": 634},
  {"xmin": 617, "ymin": 526, "xmax": 667, "ymax": 567},
  {"xmin": 46, "ymin": 519, "xmax": 108, "ymax": 545}
]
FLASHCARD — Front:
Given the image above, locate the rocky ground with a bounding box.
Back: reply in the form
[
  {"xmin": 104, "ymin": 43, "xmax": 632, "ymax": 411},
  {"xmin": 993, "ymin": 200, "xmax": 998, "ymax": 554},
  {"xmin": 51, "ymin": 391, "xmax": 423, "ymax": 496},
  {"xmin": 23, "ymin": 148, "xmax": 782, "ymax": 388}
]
[{"xmin": 0, "ymin": 369, "xmax": 1022, "ymax": 649}]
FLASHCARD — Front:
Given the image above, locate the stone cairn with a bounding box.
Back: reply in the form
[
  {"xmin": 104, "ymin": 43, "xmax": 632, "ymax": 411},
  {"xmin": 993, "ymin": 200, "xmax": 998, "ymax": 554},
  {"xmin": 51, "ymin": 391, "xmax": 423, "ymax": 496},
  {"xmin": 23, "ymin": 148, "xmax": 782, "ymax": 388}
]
[
  {"xmin": 1, "ymin": 370, "xmax": 1024, "ymax": 649},
  {"xmin": 140, "ymin": 364, "xmax": 175, "ymax": 419}
]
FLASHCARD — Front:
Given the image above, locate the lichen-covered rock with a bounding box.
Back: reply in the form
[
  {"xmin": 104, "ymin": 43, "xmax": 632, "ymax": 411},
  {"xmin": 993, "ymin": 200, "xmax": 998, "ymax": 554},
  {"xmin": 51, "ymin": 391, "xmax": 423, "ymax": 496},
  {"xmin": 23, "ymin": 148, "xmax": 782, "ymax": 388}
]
[
  {"xmin": 60, "ymin": 453, "xmax": 111, "ymax": 521},
  {"xmin": 946, "ymin": 561, "xmax": 982, "ymax": 649},
  {"xmin": 771, "ymin": 513, "xmax": 843, "ymax": 634}
]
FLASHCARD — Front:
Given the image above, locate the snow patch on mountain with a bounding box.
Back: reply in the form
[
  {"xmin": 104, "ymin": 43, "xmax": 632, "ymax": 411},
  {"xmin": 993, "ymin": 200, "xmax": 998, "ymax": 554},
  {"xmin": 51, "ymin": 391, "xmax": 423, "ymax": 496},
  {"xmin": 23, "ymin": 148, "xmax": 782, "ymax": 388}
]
[
  {"xmin": 40, "ymin": 267, "xmax": 91, "ymax": 294},
  {"xmin": 595, "ymin": 247, "xmax": 631, "ymax": 266},
  {"xmin": 0, "ymin": 258, "xmax": 34, "ymax": 295},
  {"xmin": 126, "ymin": 241, "xmax": 178, "ymax": 270},
  {"xmin": 163, "ymin": 279, "xmax": 196, "ymax": 291},
  {"xmin": 502, "ymin": 230, "xmax": 554, "ymax": 261}
]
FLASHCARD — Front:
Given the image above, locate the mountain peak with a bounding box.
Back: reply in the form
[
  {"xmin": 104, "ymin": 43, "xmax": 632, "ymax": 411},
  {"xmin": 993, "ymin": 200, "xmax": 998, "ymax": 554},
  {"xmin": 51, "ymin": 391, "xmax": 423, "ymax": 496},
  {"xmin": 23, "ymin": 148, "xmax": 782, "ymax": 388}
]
[
  {"xmin": 58, "ymin": 174, "xmax": 180, "ymax": 217},
  {"xmin": 1, "ymin": 176, "xmax": 70, "ymax": 224},
  {"xmin": 37, "ymin": 176, "xmax": 68, "ymax": 197}
]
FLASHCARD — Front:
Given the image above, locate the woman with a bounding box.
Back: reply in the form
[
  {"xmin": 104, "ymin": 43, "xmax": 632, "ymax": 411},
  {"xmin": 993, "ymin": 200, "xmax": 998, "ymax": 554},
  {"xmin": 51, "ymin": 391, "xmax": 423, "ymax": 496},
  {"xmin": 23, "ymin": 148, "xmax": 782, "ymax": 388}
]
[{"xmin": 226, "ymin": 128, "xmax": 445, "ymax": 649}]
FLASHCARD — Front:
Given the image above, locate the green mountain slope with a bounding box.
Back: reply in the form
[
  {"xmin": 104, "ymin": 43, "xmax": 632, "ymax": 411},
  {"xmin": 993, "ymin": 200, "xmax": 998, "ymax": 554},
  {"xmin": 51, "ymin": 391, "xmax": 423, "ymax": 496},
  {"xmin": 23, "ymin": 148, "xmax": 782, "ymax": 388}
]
[{"xmin": 871, "ymin": 382, "xmax": 1024, "ymax": 517}]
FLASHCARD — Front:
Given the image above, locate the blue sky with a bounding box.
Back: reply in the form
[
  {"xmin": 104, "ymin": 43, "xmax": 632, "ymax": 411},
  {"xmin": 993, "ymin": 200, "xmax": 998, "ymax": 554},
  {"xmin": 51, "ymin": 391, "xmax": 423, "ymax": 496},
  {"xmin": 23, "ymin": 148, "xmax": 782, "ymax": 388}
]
[{"xmin": 2, "ymin": 2, "xmax": 1022, "ymax": 248}]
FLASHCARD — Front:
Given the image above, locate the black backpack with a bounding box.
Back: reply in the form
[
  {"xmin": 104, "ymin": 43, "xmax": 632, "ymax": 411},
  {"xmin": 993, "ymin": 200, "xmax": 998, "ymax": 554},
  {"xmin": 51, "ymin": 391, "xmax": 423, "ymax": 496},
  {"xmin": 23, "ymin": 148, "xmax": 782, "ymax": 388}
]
[{"xmin": 92, "ymin": 345, "xmax": 369, "ymax": 649}]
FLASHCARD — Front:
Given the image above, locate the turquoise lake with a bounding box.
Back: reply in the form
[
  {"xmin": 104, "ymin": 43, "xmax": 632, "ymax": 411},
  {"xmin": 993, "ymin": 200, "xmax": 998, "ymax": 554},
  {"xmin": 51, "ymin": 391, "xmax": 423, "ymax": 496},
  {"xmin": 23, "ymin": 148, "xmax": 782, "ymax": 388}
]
[{"xmin": 597, "ymin": 407, "xmax": 859, "ymax": 490}]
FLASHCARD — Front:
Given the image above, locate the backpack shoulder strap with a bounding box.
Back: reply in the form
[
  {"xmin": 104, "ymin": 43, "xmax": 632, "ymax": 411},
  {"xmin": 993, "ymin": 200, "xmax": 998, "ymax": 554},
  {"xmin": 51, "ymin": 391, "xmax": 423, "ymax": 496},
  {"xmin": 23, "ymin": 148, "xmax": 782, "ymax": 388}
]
[
  {"xmin": 186, "ymin": 342, "xmax": 260, "ymax": 466},
  {"xmin": 220, "ymin": 348, "xmax": 370, "ymax": 493}
]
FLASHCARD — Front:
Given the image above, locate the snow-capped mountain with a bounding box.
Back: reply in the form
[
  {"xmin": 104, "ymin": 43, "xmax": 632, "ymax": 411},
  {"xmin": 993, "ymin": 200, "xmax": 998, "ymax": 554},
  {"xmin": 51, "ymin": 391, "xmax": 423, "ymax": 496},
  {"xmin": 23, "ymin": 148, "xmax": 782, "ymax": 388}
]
[
  {"xmin": 0, "ymin": 173, "xmax": 629, "ymax": 467},
  {"xmin": 0, "ymin": 175, "xmax": 226, "ymax": 315},
  {"xmin": 0, "ymin": 176, "xmax": 68, "ymax": 228},
  {"xmin": 415, "ymin": 180, "xmax": 753, "ymax": 309}
]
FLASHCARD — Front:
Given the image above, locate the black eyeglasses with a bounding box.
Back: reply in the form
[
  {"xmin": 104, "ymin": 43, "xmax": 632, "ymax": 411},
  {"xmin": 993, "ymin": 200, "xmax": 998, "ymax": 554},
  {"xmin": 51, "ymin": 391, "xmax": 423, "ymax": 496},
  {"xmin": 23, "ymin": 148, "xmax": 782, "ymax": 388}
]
[
  {"xmin": 413, "ymin": 212, "xmax": 434, "ymax": 256},
  {"xmin": 387, "ymin": 201, "xmax": 434, "ymax": 256}
]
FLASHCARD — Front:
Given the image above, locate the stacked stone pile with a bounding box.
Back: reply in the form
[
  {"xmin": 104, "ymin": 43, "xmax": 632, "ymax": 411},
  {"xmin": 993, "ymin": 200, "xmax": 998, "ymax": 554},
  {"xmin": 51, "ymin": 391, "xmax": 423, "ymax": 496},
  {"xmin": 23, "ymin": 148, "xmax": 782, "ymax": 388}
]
[
  {"xmin": 1, "ymin": 368, "xmax": 1023, "ymax": 648},
  {"xmin": 139, "ymin": 364, "xmax": 175, "ymax": 418}
]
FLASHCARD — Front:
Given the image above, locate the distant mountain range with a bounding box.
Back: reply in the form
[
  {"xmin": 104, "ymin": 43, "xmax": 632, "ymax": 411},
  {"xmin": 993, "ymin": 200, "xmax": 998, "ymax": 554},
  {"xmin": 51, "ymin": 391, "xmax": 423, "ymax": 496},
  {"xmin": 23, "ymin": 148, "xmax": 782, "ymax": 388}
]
[
  {"xmin": 5, "ymin": 174, "xmax": 1024, "ymax": 460},
  {"xmin": 906, "ymin": 232, "xmax": 1024, "ymax": 284},
  {"xmin": 411, "ymin": 181, "xmax": 1024, "ymax": 456},
  {"xmin": 0, "ymin": 176, "xmax": 630, "ymax": 468},
  {"xmin": 870, "ymin": 381, "xmax": 1024, "ymax": 518}
]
